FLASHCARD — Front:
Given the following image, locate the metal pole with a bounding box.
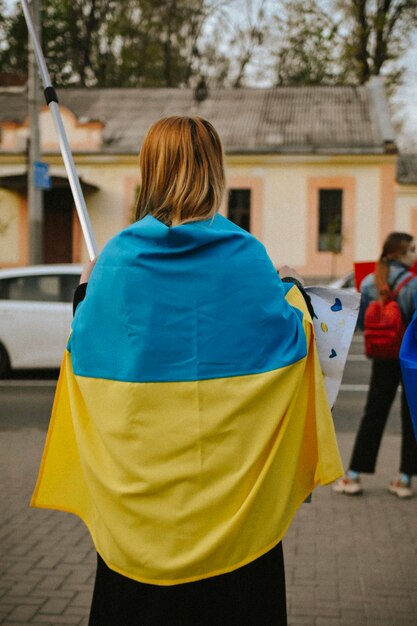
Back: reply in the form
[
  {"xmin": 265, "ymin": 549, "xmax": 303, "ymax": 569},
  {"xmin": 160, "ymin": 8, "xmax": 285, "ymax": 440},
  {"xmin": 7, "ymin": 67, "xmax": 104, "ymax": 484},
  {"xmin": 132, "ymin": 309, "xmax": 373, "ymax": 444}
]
[
  {"xmin": 27, "ymin": 0, "xmax": 43, "ymax": 265},
  {"xmin": 21, "ymin": 0, "xmax": 98, "ymax": 260}
]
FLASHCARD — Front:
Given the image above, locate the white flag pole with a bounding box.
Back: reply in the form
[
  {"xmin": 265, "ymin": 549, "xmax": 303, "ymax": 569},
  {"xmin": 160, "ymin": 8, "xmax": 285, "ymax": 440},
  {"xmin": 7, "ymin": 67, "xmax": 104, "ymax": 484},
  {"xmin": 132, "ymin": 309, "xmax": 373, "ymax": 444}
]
[{"xmin": 21, "ymin": 0, "xmax": 99, "ymax": 260}]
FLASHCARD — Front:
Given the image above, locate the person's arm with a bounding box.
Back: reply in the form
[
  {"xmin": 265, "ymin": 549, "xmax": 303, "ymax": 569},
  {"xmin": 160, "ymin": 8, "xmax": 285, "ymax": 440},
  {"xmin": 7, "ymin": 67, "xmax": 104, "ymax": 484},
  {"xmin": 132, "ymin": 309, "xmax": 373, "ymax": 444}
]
[
  {"xmin": 73, "ymin": 282, "xmax": 88, "ymax": 315},
  {"xmin": 278, "ymin": 265, "xmax": 315, "ymax": 320},
  {"xmin": 73, "ymin": 258, "xmax": 97, "ymax": 316},
  {"xmin": 400, "ymin": 277, "xmax": 417, "ymax": 326},
  {"xmin": 357, "ymin": 279, "xmax": 372, "ymax": 331}
]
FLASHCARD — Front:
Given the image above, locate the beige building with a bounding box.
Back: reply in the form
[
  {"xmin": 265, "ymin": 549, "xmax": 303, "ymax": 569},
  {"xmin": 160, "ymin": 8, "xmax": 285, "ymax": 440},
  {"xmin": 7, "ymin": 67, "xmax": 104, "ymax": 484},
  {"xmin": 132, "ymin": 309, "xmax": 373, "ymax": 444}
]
[
  {"xmin": 396, "ymin": 154, "xmax": 417, "ymax": 241},
  {"xmin": 0, "ymin": 78, "xmax": 412, "ymax": 279}
]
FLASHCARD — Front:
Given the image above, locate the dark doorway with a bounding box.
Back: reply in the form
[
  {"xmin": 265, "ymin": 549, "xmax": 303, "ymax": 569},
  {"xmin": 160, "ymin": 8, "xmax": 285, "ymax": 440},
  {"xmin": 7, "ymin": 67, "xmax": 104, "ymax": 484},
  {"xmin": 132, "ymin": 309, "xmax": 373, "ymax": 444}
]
[{"xmin": 43, "ymin": 188, "xmax": 73, "ymax": 263}]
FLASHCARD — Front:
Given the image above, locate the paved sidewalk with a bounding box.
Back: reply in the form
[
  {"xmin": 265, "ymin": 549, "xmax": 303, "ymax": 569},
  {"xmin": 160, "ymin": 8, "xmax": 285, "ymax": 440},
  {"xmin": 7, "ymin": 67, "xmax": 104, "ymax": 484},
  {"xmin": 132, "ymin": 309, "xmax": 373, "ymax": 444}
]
[{"xmin": 1, "ymin": 427, "xmax": 416, "ymax": 625}]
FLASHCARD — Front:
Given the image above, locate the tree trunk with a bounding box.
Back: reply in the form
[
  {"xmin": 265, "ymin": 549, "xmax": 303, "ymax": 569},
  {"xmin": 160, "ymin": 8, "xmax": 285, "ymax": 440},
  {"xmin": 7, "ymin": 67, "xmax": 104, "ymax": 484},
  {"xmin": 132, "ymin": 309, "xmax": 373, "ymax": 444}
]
[
  {"xmin": 163, "ymin": 0, "xmax": 176, "ymax": 87},
  {"xmin": 352, "ymin": 0, "xmax": 371, "ymax": 83},
  {"xmin": 373, "ymin": 0, "xmax": 391, "ymax": 74}
]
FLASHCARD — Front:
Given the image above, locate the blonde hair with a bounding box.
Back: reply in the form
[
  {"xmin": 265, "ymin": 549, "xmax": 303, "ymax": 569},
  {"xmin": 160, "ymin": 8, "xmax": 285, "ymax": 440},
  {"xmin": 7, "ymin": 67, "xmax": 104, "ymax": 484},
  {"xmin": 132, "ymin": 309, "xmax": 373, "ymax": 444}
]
[{"xmin": 135, "ymin": 116, "xmax": 225, "ymax": 226}]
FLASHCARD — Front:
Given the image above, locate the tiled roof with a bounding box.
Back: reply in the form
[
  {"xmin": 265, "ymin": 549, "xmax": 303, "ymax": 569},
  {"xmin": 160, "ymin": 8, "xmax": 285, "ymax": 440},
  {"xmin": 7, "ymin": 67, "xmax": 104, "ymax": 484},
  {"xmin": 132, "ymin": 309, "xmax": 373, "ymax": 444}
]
[
  {"xmin": 397, "ymin": 154, "xmax": 417, "ymax": 185},
  {"xmin": 0, "ymin": 82, "xmax": 395, "ymax": 155}
]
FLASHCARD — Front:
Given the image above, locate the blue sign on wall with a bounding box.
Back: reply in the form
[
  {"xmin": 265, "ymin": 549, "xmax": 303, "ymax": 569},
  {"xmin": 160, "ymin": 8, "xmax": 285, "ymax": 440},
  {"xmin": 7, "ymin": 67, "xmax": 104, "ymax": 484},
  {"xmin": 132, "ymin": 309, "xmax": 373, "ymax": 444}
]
[{"xmin": 34, "ymin": 161, "xmax": 51, "ymax": 190}]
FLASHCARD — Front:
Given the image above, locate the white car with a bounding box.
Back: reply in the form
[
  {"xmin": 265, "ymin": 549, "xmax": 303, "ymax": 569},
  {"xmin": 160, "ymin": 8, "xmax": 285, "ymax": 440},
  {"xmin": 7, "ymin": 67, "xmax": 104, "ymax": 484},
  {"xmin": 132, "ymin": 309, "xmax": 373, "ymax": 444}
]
[
  {"xmin": 0, "ymin": 264, "xmax": 82, "ymax": 376},
  {"xmin": 327, "ymin": 272, "xmax": 357, "ymax": 292}
]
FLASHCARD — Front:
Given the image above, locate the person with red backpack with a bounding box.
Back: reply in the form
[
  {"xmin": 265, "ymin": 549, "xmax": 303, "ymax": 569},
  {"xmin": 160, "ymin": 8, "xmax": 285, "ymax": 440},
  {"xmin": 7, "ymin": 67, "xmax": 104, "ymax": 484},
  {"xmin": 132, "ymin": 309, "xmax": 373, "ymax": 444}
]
[{"xmin": 334, "ymin": 232, "xmax": 417, "ymax": 498}]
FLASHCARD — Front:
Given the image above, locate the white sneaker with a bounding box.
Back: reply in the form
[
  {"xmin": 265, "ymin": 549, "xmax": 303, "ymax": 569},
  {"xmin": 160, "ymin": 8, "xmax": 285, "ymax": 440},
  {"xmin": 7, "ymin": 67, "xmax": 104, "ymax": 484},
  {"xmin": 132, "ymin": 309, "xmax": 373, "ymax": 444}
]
[
  {"xmin": 388, "ymin": 476, "xmax": 413, "ymax": 499},
  {"xmin": 333, "ymin": 475, "xmax": 362, "ymax": 495}
]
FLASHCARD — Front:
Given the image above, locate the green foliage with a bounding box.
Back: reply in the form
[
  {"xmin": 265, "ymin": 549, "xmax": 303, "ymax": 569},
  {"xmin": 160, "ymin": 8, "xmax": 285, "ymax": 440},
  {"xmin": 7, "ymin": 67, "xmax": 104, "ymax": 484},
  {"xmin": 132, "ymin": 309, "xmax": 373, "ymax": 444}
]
[
  {"xmin": 272, "ymin": 0, "xmax": 417, "ymax": 86},
  {"xmin": 273, "ymin": 0, "xmax": 346, "ymax": 86},
  {"xmin": 0, "ymin": 0, "xmax": 75, "ymax": 83},
  {"xmin": 0, "ymin": 0, "xmax": 416, "ymax": 89},
  {"xmin": 0, "ymin": 0, "xmax": 217, "ymax": 88},
  {"xmin": 0, "ymin": 4, "xmax": 27, "ymax": 77},
  {"xmin": 338, "ymin": 0, "xmax": 417, "ymax": 85}
]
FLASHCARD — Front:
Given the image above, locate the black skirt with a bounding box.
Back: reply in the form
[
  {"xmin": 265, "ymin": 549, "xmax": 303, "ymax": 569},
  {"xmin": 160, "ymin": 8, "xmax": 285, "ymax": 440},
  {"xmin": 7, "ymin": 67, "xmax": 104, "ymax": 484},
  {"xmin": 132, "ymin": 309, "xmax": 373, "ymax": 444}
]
[{"xmin": 88, "ymin": 543, "xmax": 287, "ymax": 625}]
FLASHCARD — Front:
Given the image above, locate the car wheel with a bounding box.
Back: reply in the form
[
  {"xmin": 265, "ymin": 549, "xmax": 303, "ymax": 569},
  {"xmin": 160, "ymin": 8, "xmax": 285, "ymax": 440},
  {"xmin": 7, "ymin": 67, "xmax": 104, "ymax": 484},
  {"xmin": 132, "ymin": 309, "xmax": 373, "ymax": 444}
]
[{"xmin": 0, "ymin": 342, "xmax": 10, "ymax": 378}]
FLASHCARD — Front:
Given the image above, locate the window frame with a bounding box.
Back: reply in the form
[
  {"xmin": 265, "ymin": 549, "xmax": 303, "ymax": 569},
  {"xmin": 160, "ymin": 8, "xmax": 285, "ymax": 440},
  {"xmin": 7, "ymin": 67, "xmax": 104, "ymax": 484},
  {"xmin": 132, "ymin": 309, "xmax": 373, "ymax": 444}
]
[{"xmin": 0, "ymin": 272, "xmax": 81, "ymax": 303}]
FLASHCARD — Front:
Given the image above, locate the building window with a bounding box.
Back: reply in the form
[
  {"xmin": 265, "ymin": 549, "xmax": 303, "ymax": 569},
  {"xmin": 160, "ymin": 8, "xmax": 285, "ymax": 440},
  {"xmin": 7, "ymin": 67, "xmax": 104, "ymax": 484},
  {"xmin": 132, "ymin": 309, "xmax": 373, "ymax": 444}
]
[
  {"xmin": 318, "ymin": 189, "xmax": 343, "ymax": 252},
  {"xmin": 228, "ymin": 189, "xmax": 251, "ymax": 232}
]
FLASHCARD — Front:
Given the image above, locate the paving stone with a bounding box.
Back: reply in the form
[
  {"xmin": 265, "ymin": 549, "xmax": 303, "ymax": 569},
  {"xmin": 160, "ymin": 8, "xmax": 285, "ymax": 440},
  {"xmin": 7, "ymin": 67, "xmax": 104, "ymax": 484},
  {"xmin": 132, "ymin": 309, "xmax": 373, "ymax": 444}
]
[
  {"xmin": 71, "ymin": 591, "xmax": 93, "ymax": 608},
  {"xmin": 388, "ymin": 597, "xmax": 415, "ymax": 613},
  {"xmin": 312, "ymin": 606, "xmax": 340, "ymax": 617},
  {"xmin": 64, "ymin": 568, "xmax": 93, "ymax": 585},
  {"xmin": 38, "ymin": 596, "xmax": 71, "ymax": 615},
  {"xmin": 36, "ymin": 555, "xmax": 66, "ymax": 569},
  {"xmin": 64, "ymin": 606, "xmax": 89, "ymax": 617},
  {"xmin": 340, "ymin": 609, "xmax": 367, "ymax": 625},
  {"xmin": 6, "ymin": 559, "xmax": 38, "ymax": 576},
  {"xmin": 315, "ymin": 587, "xmax": 339, "ymax": 602},
  {"xmin": 5, "ymin": 596, "xmax": 46, "ymax": 606},
  {"xmin": 32, "ymin": 616, "xmax": 82, "ymax": 624},
  {"xmin": 9, "ymin": 541, "xmax": 39, "ymax": 556},
  {"xmin": 8, "ymin": 580, "xmax": 39, "ymax": 596},
  {"xmin": 6, "ymin": 604, "xmax": 40, "ymax": 622},
  {"xmin": 0, "ymin": 604, "xmax": 14, "ymax": 621},
  {"xmin": 6, "ymin": 623, "xmax": 51, "ymax": 626},
  {"xmin": 315, "ymin": 618, "xmax": 340, "ymax": 626},
  {"xmin": 63, "ymin": 551, "xmax": 90, "ymax": 565},
  {"xmin": 32, "ymin": 590, "xmax": 75, "ymax": 600},
  {"xmin": 35, "ymin": 575, "xmax": 68, "ymax": 592}
]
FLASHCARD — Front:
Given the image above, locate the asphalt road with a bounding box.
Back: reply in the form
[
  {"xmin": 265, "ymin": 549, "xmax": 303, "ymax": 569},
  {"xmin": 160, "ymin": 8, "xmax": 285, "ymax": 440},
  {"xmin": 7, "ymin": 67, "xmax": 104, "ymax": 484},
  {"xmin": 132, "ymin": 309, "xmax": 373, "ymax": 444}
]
[{"xmin": 0, "ymin": 332, "xmax": 402, "ymax": 433}]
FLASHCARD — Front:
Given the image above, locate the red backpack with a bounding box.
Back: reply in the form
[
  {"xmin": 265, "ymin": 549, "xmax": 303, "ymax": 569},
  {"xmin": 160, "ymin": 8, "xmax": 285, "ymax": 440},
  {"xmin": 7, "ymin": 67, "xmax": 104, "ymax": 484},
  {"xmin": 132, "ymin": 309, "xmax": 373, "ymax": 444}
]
[{"xmin": 364, "ymin": 273, "xmax": 414, "ymax": 359}]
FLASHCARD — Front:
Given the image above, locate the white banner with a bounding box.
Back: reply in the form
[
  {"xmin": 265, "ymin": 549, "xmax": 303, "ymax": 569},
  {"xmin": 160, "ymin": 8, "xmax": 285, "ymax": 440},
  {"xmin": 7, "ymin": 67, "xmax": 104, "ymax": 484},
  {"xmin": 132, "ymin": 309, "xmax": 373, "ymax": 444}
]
[{"xmin": 305, "ymin": 286, "xmax": 361, "ymax": 408}]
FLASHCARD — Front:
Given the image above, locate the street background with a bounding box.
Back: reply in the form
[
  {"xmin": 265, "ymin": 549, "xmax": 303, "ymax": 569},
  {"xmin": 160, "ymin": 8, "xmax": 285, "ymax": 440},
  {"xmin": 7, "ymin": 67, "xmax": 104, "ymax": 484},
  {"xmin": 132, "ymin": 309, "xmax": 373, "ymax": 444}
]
[{"xmin": 1, "ymin": 333, "xmax": 416, "ymax": 625}]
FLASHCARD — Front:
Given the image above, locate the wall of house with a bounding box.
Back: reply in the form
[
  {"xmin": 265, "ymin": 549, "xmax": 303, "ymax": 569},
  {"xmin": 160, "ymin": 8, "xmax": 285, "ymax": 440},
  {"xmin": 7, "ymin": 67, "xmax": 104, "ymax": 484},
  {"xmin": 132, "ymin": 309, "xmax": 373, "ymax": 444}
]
[
  {"xmin": 68, "ymin": 158, "xmax": 140, "ymax": 261},
  {"xmin": 1, "ymin": 107, "xmax": 103, "ymax": 153},
  {"xmin": 0, "ymin": 157, "xmax": 140, "ymax": 266},
  {"xmin": 0, "ymin": 188, "xmax": 24, "ymax": 265},
  {"xmin": 226, "ymin": 154, "xmax": 396, "ymax": 279},
  {"xmin": 395, "ymin": 185, "xmax": 417, "ymax": 237}
]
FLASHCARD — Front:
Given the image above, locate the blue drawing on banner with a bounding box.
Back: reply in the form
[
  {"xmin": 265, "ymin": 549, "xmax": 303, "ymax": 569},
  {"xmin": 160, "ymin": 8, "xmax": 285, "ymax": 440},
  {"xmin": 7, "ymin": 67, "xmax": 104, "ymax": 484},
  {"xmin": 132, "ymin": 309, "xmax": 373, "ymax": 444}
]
[
  {"xmin": 330, "ymin": 298, "xmax": 342, "ymax": 312},
  {"xmin": 329, "ymin": 349, "xmax": 337, "ymax": 359}
]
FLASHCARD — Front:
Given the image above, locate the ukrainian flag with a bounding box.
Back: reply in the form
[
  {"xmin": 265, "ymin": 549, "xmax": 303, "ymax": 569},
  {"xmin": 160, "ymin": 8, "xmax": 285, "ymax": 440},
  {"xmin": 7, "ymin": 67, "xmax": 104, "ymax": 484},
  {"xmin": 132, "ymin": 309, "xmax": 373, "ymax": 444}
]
[
  {"xmin": 400, "ymin": 299, "xmax": 417, "ymax": 441},
  {"xmin": 31, "ymin": 214, "xmax": 343, "ymax": 585}
]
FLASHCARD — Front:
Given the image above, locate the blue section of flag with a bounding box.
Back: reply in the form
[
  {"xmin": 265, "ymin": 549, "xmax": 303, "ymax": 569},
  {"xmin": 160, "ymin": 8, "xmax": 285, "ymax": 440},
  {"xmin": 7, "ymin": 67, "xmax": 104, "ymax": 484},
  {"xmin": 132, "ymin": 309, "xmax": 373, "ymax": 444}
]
[
  {"xmin": 400, "ymin": 298, "xmax": 417, "ymax": 441},
  {"xmin": 69, "ymin": 214, "xmax": 306, "ymax": 383}
]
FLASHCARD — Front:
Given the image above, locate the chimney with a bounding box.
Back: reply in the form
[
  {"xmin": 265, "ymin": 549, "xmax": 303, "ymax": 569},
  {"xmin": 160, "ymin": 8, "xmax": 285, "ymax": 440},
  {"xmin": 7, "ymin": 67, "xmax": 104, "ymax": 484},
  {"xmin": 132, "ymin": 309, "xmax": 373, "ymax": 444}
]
[{"xmin": 194, "ymin": 77, "xmax": 209, "ymax": 103}]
